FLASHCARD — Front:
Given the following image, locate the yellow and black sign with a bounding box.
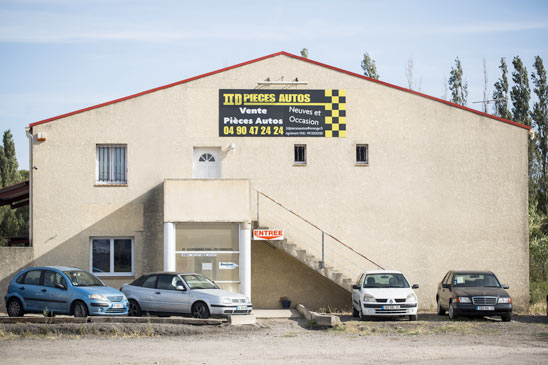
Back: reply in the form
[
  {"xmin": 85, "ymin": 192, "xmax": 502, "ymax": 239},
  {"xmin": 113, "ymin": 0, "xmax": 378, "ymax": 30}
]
[{"xmin": 219, "ymin": 89, "xmax": 346, "ymax": 137}]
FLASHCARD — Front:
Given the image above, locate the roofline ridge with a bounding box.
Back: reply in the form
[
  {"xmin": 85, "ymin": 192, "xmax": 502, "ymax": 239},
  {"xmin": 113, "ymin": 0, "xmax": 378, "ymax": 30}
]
[{"xmin": 29, "ymin": 51, "xmax": 530, "ymax": 131}]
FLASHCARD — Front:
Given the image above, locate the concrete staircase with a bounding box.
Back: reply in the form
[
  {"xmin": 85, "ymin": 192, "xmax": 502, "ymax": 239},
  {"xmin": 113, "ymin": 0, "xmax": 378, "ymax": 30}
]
[{"xmin": 254, "ymin": 225, "xmax": 354, "ymax": 292}]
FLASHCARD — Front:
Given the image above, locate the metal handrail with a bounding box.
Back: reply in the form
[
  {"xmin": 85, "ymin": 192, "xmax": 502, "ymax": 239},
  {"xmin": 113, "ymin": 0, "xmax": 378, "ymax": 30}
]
[{"xmin": 254, "ymin": 188, "xmax": 385, "ymax": 270}]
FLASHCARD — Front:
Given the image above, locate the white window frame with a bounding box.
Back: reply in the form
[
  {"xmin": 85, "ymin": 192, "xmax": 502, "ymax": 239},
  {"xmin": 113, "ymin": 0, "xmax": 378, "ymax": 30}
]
[
  {"xmin": 90, "ymin": 237, "xmax": 134, "ymax": 276},
  {"xmin": 96, "ymin": 144, "xmax": 128, "ymax": 185}
]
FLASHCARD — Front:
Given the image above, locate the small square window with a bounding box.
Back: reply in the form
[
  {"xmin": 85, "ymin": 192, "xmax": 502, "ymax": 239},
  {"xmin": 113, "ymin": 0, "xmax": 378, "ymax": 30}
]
[
  {"xmin": 294, "ymin": 144, "xmax": 307, "ymax": 165},
  {"xmin": 356, "ymin": 144, "xmax": 368, "ymax": 165}
]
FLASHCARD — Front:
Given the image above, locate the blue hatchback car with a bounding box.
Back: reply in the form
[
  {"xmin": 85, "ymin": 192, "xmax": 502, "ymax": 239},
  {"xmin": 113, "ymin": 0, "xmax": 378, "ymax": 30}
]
[{"xmin": 4, "ymin": 266, "xmax": 129, "ymax": 317}]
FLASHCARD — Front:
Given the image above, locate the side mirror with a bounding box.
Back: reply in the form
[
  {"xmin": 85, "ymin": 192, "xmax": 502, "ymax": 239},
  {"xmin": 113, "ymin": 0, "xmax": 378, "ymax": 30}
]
[
  {"xmin": 352, "ymin": 284, "xmax": 360, "ymax": 290},
  {"xmin": 442, "ymin": 283, "xmax": 451, "ymax": 289},
  {"xmin": 176, "ymin": 285, "xmax": 186, "ymax": 291},
  {"xmin": 412, "ymin": 284, "xmax": 419, "ymax": 289},
  {"xmin": 55, "ymin": 283, "xmax": 66, "ymax": 290},
  {"xmin": 502, "ymin": 284, "xmax": 509, "ymax": 289}
]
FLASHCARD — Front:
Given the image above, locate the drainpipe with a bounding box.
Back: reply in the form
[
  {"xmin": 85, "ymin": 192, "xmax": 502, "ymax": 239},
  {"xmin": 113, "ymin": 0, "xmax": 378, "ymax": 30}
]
[{"xmin": 25, "ymin": 127, "xmax": 33, "ymax": 246}]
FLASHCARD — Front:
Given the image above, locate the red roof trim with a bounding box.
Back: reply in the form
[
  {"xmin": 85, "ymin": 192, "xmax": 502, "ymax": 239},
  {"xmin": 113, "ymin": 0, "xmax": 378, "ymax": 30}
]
[
  {"xmin": 279, "ymin": 52, "xmax": 530, "ymax": 131},
  {"xmin": 29, "ymin": 51, "xmax": 530, "ymax": 131},
  {"xmin": 29, "ymin": 52, "xmax": 285, "ymax": 127}
]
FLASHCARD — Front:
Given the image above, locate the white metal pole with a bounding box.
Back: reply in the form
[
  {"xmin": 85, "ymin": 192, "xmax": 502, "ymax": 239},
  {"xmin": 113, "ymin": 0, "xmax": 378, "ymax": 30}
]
[
  {"xmin": 239, "ymin": 222, "xmax": 251, "ymax": 298},
  {"xmin": 163, "ymin": 222, "xmax": 176, "ymax": 271}
]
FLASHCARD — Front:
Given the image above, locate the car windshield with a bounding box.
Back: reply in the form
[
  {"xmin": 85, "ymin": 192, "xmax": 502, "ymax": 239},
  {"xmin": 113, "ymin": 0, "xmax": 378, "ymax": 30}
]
[
  {"xmin": 63, "ymin": 270, "xmax": 104, "ymax": 287},
  {"xmin": 363, "ymin": 273, "xmax": 410, "ymax": 288},
  {"xmin": 182, "ymin": 274, "xmax": 218, "ymax": 289},
  {"xmin": 453, "ymin": 273, "xmax": 500, "ymax": 287}
]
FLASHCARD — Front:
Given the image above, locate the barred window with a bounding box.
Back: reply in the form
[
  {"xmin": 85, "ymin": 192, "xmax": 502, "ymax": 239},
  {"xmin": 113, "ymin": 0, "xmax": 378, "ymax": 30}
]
[
  {"xmin": 294, "ymin": 144, "xmax": 306, "ymax": 164},
  {"xmin": 356, "ymin": 144, "xmax": 368, "ymax": 164},
  {"xmin": 96, "ymin": 145, "xmax": 127, "ymax": 184}
]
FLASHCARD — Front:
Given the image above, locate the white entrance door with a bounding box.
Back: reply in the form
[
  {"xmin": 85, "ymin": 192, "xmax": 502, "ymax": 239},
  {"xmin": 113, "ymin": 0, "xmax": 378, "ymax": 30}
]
[{"xmin": 193, "ymin": 148, "xmax": 221, "ymax": 179}]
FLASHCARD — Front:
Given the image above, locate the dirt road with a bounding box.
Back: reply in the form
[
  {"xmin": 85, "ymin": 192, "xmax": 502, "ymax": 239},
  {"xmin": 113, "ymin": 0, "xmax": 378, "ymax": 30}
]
[{"xmin": 1, "ymin": 315, "xmax": 547, "ymax": 364}]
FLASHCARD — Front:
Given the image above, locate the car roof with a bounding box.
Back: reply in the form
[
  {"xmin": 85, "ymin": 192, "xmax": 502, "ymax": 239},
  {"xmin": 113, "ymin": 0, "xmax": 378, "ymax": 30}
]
[
  {"xmin": 23, "ymin": 266, "xmax": 83, "ymax": 272},
  {"xmin": 453, "ymin": 270, "xmax": 495, "ymax": 275},
  {"xmin": 364, "ymin": 270, "xmax": 403, "ymax": 275}
]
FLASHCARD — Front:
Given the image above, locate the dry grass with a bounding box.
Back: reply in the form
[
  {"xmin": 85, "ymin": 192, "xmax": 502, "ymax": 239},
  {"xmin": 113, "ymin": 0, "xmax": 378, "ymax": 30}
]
[
  {"xmin": 529, "ymin": 301, "xmax": 547, "ymax": 316},
  {"xmin": 327, "ymin": 319, "xmax": 506, "ymax": 336},
  {"xmin": 0, "ymin": 322, "xmax": 247, "ymax": 340}
]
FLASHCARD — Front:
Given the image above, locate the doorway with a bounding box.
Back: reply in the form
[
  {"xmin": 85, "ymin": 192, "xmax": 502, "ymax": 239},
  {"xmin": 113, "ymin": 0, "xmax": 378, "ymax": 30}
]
[
  {"xmin": 193, "ymin": 148, "xmax": 221, "ymax": 179},
  {"xmin": 175, "ymin": 222, "xmax": 240, "ymax": 293}
]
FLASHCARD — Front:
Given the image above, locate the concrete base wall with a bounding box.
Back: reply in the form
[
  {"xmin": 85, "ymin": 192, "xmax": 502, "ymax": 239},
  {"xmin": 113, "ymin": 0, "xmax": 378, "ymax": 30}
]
[
  {"xmin": 0, "ymin": 247, "xmax": 34, "ymax": 312},
  {"xmin": 251, "ymin": 241, "xmax": 350, "ymax": 311}
]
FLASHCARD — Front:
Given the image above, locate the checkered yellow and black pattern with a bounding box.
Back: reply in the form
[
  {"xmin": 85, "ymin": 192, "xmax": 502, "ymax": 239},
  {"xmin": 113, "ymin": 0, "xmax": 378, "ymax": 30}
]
[{"xmin": 324, "ymin": 89, "xmax": 346, "ymax": 138}]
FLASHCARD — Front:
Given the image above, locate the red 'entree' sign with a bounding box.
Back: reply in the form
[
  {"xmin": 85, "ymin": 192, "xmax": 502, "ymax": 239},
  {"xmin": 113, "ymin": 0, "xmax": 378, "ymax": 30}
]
[{"xmin": 253, "ymin": 229, "xmax": 284, "ymax": 240}]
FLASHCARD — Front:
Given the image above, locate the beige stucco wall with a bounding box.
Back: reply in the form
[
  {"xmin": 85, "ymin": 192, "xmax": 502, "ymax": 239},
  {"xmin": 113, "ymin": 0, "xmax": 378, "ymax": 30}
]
[
  {"xmin": 26, "ymin": 54, "xmax": 528, "ymax": 310},
  {"xmin": 164, "ymin": 179, "xmax": 250, "ymax": 222},
  {"xmin": 0, "ymin": 247, "xmax": 34, "ymax": 310},
  {"xmin": 252, "ymin": 241, "xmax": 350, "ymax": 311}
]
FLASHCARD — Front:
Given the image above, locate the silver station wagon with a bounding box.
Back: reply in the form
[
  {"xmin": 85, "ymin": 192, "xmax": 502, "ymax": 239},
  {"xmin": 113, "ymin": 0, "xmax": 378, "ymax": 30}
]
[{"xmin": 120, "ymin": 272, "xmax": 252, "ymax": 318}]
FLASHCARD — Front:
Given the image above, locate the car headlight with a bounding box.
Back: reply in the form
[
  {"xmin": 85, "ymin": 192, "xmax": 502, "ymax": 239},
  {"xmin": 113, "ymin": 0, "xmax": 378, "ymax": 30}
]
[
  {"xmin": 363, "ymin": 293, "xmax": 376, "ymax": 303},
  {"xmin": 221, "ymin": 297, "xmax": 232, "ymax": 305},
  {"xmin": 88, "ymin": 294, "xmax": 107, "ymax": 301},
  {"xmin": 246, "ymin": 297, "xmax": 250, "ymax": 303},
  {"xmin": 455, "ymin": 297, "xmax": 471, "ymax": 303},
  {"xmin": 122, "ymin": 293, "xmax": 127, "ymax": 301},
  {"xmin": 406, "ymin": 293, "xmax": 417, "ymax": 303},
  {"xmin": 498, "ymin": 297, "xmax": 512, "ymax": 304}
]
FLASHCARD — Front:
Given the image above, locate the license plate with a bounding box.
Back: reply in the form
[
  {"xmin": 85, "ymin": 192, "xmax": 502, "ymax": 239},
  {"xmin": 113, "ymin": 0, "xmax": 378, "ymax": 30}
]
[
  {"xmin": 383, "ymin": 305, "xmax": 400, "ymax": 310},
  {"xmin": 476, "ymin": 306, "xmax": 494, "ymax": 311},
  {"xmin": 112, "ymin": 303, "xmax": 123, "ymax": 309},
  {"xmin": 236, "ymin": 306, "xmax": 245, "ymax": 311}
]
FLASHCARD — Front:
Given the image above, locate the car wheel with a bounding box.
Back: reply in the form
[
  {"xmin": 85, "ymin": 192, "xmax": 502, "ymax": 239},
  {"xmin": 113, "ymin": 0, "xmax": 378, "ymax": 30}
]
[
  {"xmin": 352, "ymin": 305, "xmax": 359, "ymax": 318},
  {"xmin": 436, "ymin": 298, "xmax": 445, "ymax": 315},
  {"xmin": 501, "ymin": 313, "xmax": 512, "ymax": 322},
  {"xmin": 409, "ymin": 315, "xmax": 417, "ymax": 321},
  {"xmin": 7, "ymin": 299, "xmax": 24, "ymax": 317},
  {"xmin": 128, "ymin": 299, "xmax": 142, "ymax": 317},
  {"xmin": 192, "ymin": 302, "xmax": 210, "ymax": 319},
  {"xmin": 358, "ymin": 302, "xmax": 367, "ymax": 321},
  {"xmin": 73, "ymin": 301, "xmax": 88, "ymax": 318},
  {"xmin": 448, "ymin": 302, "xmax": 457, "ymax": 320}
]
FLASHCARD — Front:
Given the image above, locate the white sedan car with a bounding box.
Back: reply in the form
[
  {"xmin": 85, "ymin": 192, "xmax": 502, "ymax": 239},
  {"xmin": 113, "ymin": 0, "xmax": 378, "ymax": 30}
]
[
  {"xmin": 352, "ymin": 270, "xmax": 419, "ymax": 321},
  {"xmin": 121, "ymin": 272, "xmax": 252, "ymax": 318}
]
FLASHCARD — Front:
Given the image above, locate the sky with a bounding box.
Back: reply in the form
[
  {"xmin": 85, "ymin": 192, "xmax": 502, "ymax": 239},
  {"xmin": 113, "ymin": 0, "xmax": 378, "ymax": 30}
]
[{"xmin": 1, "ymin": 0, "xmax": 547, "ymax": 169}]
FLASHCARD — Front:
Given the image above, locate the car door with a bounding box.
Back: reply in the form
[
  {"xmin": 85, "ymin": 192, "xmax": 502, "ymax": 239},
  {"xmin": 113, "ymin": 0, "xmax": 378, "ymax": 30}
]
[
  {"xmin": 42, "ymin": 270, "xmax": 70, "ymax": 314},
  {"xmin": 19, "ymin": 270, "xmax": 44, "ymax": 312},
  {"xmin": 134, "ymin": 275, "xmax": 158, "ymax": 312},
  {"xmin": 155, "ymin": 274, "xmax": 190, "ymax": 314},
  {"xmin": 352, "ymin": 274, "xmax": 364, "ymax": 309},
  {"xmin": 439, "ymin": 271, "xmax": 453, "ymax": 307}
]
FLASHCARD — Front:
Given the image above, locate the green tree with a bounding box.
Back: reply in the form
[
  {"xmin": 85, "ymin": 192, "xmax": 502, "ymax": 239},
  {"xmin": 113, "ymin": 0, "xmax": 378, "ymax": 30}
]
[
  {"xmin": 0, "ymin": 130, "xmax": 20, "ymax": 186},
  {"xmin": 492, "ymin": 57, "xmax": 512, "ymax": 120},
  {"xmin": 448, "ymin": 57, "xmax": 468, "ymax": 106},
  {"xmin": 529, "ymin": 204, "xmax": 548, "ymax": 304},
  {"xmin": 361, "ymin": 52, "xmax": 379, "ymax": 80},
  {"xmin": 511, "ymin": 56, "xmax": 532, "ymax": 127},
  {"xmin": 510, "ymin": 56, "xmax": 535, "ymax": 204},
  {"xmin": 300, "ymin": 48, "xmax": 308, "ymax": 59},
  {"xmin": 532, "ymin": 56, "xmax": 548, "ymax": 214},
  {"xmin": 0, "ymin": 130, "xmax": 27, "ymax": 246}
]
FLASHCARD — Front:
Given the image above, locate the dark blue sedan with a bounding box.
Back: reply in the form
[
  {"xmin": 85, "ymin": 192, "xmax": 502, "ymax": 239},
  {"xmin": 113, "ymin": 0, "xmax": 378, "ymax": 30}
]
[{"xmin": 4, "ymin": 266, "xmax": 128, "ymax": 317}]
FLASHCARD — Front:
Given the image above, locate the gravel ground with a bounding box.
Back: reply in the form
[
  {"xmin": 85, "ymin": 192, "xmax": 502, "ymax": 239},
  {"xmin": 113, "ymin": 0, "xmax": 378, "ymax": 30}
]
[{"xmin": 0, "ymin": 314, "xmax": 547, "ymax": 364}]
